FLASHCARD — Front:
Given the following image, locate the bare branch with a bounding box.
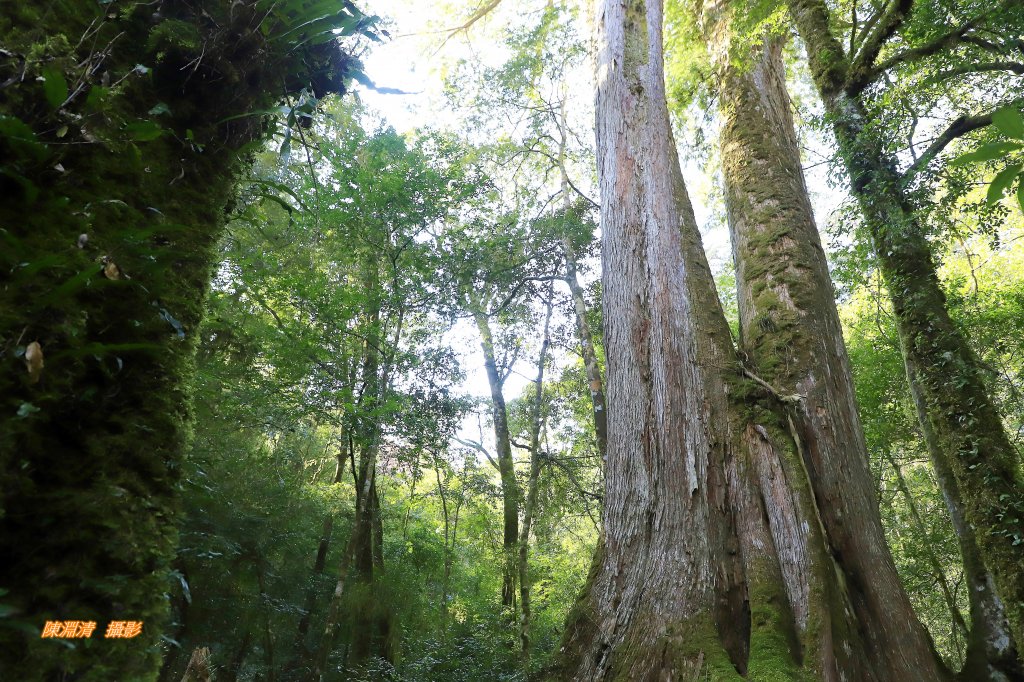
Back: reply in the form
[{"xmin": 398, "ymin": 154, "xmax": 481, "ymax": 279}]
[
  {"xmin": 453, "ymin": 436, "xmax": 500, "ymax": 470},
  {"xmin": 899, "ymin": 109, "xmax": 1001, "ymax": 184}
]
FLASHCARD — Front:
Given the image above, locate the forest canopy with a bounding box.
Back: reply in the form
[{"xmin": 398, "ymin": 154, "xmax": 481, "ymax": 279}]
[{"xmin": 1, "ymin": 0, "xmax": 1023, "ymax": 680}]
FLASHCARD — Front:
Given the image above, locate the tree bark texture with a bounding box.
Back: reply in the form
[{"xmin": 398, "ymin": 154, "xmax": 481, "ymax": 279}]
[
  {"xmin": 558, "ymin": 0, "xmax": 800, "ymax": 676},
  {"xmin": 785, "ymin": 0, "xmax": 1024, "ymax": 669},
  {"xmin": 554, "ymin": 0, "xmax": 954, "ymax": 678},
  {"xmin": 707, "ymin": 5, "xmax": 950, "ymax": 678},
  {"xmin": 474, "ymin": 310, "xmax": 522, "ymax": 611},
  {"xmin": 0, "ymin": 3, "xmax": 353, "ymax": 678}
]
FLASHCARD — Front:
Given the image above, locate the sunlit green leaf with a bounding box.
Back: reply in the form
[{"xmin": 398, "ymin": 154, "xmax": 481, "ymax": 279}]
[
  {"xmin": 987, "ymin": 164, "xmax": 1021, "ymax": 205},
  {"xmin": 992, "ymin": 107, "xmax": 1024, "ymax": 140}
]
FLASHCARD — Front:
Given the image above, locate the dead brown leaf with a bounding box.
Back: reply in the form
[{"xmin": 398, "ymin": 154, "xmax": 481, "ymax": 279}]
[{"xmin": 25, "ymin": 341, "xmax": 44, "ymax": 384}]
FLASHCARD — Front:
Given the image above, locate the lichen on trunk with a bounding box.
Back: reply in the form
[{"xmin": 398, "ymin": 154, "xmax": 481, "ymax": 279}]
[{"xmin": 553, "ymin": 0, "xmax": 954, "ymax": 678}]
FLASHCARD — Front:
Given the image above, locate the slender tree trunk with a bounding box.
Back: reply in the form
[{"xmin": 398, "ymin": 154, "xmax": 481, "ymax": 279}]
[
  {"xmin": 554, "ymin": 0, "xmax": 951, "ymax": 678},
  {"xmin": 256, "ymin": 562, "xmax": 276, "ymax": 682},
  {"xmin": 435, "ymin": 462, "xmax": 453, "ymax": 630},
  {"xmin": 554, "ymin": 91, "xmax": 608, "ymax": 462},
  {"xmin": 786, "ymin": 0, "xmax": 1024, "ymax": 668},
  {"xmin": 519, "ymin": 290, "xmax": 555, "ymax": 662},
  {"xmin": 219, "ymin": 630, "xmax": 253, "ymax": 682},
  {"xmin": 311, "ymin": 448, "xmax": 376, "ymax": 680},
  {"xmin": 562, "ymin": 245, "xmax": 607, "ymax": 460},
  {"xmin": 474, "ymin": 309, "xmax": 522, "ymax": 612},
  {"xmin": 311, "ymin": 261, "xmax": 399, "ymax": 678},
  {"xmin": 289, "ymin": 443, "xmax": 346, "ymax": 674},
  {"xmin": 880, "ymin": 447, "xmax": 970, "ymax": 651}
]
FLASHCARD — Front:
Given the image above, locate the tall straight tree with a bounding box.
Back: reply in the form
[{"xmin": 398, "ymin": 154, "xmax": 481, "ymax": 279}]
[
  {"xmin": 706, "ymin": 0, "xmax": 931, "ymax": 668},
  {"xmin": 701, "ymin": 1, "xmax": 1022, "ymax": 677},
  {"xmin": 785, "ymin": 0, "xmax": 1024, "ymax": 658},
  {"xmin": 552, "ymin": 0, "xmax": 950, "ymax": 677}
]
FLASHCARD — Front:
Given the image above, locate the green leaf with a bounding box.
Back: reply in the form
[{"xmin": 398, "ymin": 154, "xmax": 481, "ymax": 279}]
[
  {"xmin": 148, "ymin": 102, "xmax": 171, "ymax": 116},
  {"xmin": 124, "ymin": 120, "xmax": 164, "ymax": 141},
  {"xmin": 0, "ymin": 115, "xmax": 49, "ymax": 161},
  {"xmin": 1017, "ymin": 176, "xmax": 1024, "ymax": 214},
  {"xmin": 987, "ymin": 164, "xmax": 1021, "ymax": 205},
  {"xmin": 992, "ymin": 107, "xmax": 1024, "ymax": 140},
  {"xmin": 279, "ymin": 125, "xmax": 292, "ymax": 165},
  {"xmin": 252, "ymin": 178, "xmax": 308, "ymax": 211},
  {"xmin": 16, "ymin": 402, "xmax": 40, "ymax": 419},
  {"xmin": 950, "ymin": 141, "xmax": 1022, "ymax": 165},
  {"xmin": 41, "ymin": 65, "xmax": 68, "ymax": 109}
]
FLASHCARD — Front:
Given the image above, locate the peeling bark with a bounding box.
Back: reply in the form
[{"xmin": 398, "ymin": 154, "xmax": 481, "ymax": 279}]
[
  {"xmin": 554, "ymin": 0, "xmax": 955, "ymax": 678},
  {"xmin": 708, "ymin": 3, "xmax": 949, "ymax": 677}
]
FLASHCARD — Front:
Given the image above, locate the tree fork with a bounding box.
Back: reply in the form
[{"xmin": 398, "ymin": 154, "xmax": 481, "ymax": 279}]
[{"xmin": 706, "ymin": 2, "xmax": 950, "ymax": 676}]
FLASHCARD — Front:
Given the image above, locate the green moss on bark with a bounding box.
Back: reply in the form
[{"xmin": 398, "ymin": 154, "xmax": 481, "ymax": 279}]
[{"xmin": 0, "ymin": 2, "xmax": 357, "ymax": 678}]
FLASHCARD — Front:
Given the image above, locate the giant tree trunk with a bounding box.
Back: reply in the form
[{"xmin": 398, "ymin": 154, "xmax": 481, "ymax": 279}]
[
  {"xmin": 0, "ymin": 3, "xmax": 352, "ymax": 679},
  {"xmin": 706, "ymin": 6, "xmax": 951, "ymax": 678},
  {"xmin": 474, "ymin": 309, "xmax": 522, "ymax": 611},
  {"xmin": 553, "ymin": 0, "xmax": 950, "ymax": 678},
  {"xmin": 785, "ymin": 0, "xmax": 1024, "ymax": 668}
]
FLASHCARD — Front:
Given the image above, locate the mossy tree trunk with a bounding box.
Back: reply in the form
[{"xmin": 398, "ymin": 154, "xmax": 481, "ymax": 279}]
[
  {"xmin": 554, "ymin": 0, "xmax": 950, "ymax": 678},
  {"xmin": 785, "ymin": 0, "xmax": 1024, "ymax": 671},
  {"xmin": 706, "ymin": 3, "xmax": 951, "ymax": 677},
  {"xmin": 0, "ymin": 2, "xmax": 354, "ymax": 679}
]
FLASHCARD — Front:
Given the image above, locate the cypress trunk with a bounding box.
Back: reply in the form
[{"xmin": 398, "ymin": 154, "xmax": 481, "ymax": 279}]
[
  {"xmin": 785, "ymin": 0, "xmax": 1024, "ymax": 669},
  {"xmin": 706, "ymin": 5, "xmax": 948, "ymax": 677},
  {"xmin": 0, "ymin": 3, "xmax": 353, "ymax": 678},
  {"xmin": 553, "ymin": 0, "xmax": 949, "ymax": 678}
]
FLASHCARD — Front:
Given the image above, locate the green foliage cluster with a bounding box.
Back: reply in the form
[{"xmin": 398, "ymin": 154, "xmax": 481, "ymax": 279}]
[{"xmin": 155, "ymin": 102, "xmax": 600, "ymax": 680}]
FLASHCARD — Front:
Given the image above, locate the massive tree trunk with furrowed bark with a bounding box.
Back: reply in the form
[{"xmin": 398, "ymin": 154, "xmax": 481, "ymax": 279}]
[
  {"xmin": 551, "ymin": 0, "xmax": 951, "ymax": 678},
  {"xmin": 707, "ymin": 2, "xmax": 955, "ymax": 677}
]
